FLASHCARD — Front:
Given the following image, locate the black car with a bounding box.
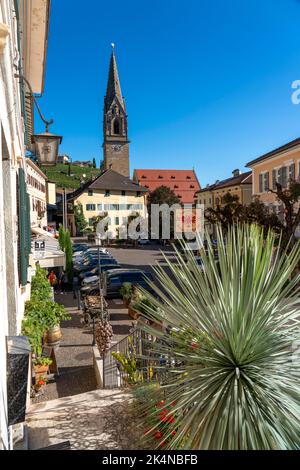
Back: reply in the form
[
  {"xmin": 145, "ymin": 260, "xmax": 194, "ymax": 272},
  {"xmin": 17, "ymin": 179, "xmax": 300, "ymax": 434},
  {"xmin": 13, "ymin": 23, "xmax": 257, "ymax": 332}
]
[
  {"xmin": 79, "ymin": 264, "xmax": 122, "ymax": 281},
  {"xmin": 81, "ymin": 269, "xmax": 155, "ymax": 297},
  {"xmin": 103, "ymin": 269, "xmax": 154, "ymax": 298}
]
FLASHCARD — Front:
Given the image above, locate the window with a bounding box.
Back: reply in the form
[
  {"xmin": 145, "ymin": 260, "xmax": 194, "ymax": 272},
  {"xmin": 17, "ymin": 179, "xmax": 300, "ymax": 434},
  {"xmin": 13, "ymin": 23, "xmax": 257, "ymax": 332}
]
[
  {"xmin": 171, "ymin": 176, "xmax": 175, "ymax": 179},
  {"xmin": 88, "ymin": 190, "xmax": 93, "ymax": 196},
  {"xmin": 105, "ymin": 190, "xmax": 110, "ymax": 197},
  {"xmin": 113, "ymin": 119, "xmax": 120, "ymax": 135},
  {"xmin": 259, "ymin": 172, "xmax": 269, "ymax": 193},
  {"xmin": 190, "ymin": 185, "xmax": 195, "ymax": 189},
  {"xmin": 119, "ymin": 204, "xmax": 126, "ymax": 210},
  {"xmin": 121, "ymin": 190, "xmax": 126, "ymax": 196},
  {"xmin": 158, "ymin": 175, "xmax": 163, "ymax": 179},
  {"xmin": 97, "ymin": 204, "xmax": 103, "ymax": 211},
  {"xmin": 86, "ymin": 204, "xmax": 96, "ymax": 211},
  {"xmin": 136, "ymin": 191, "xmax": 141, "ymax": 197},
  {"xmin": 186, "ymin": 176, "xmax": 191, "ymax": 180},
  {"xmin": 115, "ymin": 217, "xmax": 120, "ymax": 225}
]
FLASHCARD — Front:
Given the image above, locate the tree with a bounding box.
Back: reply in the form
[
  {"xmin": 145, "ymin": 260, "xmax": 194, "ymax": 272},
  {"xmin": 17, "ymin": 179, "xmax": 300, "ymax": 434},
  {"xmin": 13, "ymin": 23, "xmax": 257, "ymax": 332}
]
[
  {"xmin": 148, "ymin": 186, "xmax": 181, "ymax": 241},
  {"xmin": 93, "ymin": 157, "xmax": 96, "ymax": 169},
  {"xmin": 205, "ymin": 193, "xmax": 244, "ymax": 230},
  {"xmin": 58, "ymin": 224, "xmax": 66, "ymax": 251},
  {"xmin": 64, "ymin": 230, "xmax": 73, "ymax": 283},
  {"xmin": 205, "ymin": 192, "xmax": 282, "ymax": 235},
  {"xmin": 270, "ymin": 180, "xmax": 300, "ymax": 247},
  {"xmin": 148, "ymin": 185, "xmax": 181, "ymax": 207},
  {"xmin": 136, "ymin": 225, "xmax": 300, "ymax": 449},
  {"xmin": 74, "ymin": 203, "xmax": 88, "ymax": 234}
]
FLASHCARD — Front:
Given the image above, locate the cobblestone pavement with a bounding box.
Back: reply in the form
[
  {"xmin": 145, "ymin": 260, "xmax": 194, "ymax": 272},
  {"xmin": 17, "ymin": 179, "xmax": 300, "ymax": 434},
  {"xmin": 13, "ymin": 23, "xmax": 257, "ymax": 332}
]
[
  {"xmin": 32, "ymin": 293, "xmax": 97, "ymax": 404},
  {"xmin": 27, "ymin": 389, "xmax": 148, "ymax": 450}
]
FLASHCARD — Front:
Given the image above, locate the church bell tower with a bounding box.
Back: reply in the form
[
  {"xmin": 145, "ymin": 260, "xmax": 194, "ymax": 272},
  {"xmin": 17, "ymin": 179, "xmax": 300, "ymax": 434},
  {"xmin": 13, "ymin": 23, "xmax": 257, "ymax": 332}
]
[{"xmin": 103, "ymin": 44, "xmax": 130, "ymax": 177}]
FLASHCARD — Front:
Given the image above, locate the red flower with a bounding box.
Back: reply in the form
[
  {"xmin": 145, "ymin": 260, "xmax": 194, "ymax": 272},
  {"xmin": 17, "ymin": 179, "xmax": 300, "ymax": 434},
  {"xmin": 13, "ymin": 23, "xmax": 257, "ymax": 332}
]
[
  {"xmin": 170, "ymin": 402, "xmax": 176, "ymax": 407},
  {"xmin": 172, "ymin": 430, "xmax": 177, "ymax": 436},
  {"xmin": 156, "ymin": 401, "xmax": 165, "ymax": 408},
  {"xmin": 159, "ymin": 441, "xmax": 166, "ymax": 448},
  {"xmin": 38, "ymin": 380, "xmax": 45, "ymax": 386},
  {"xmin": 154, "ymin": 431, "xmax": 163, "ymax": 440},
  {"xmin": 168, "ymin": 416, "xmax": 175, "ymax": 424},
  {"xmin": 191, "ymin": 342, "xmax": 199, "ymax": 350}
]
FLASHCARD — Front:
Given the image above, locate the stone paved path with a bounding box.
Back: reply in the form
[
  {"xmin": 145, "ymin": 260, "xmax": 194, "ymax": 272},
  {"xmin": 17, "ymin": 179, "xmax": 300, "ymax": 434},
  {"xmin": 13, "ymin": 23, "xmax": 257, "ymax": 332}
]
[
  {"xmin": 32, "ymin": 293, "xmax": 97, "ymax": 404},
  {"xmin": 27, "ymin": 389, "xmax": 147, "ymax": 450}
]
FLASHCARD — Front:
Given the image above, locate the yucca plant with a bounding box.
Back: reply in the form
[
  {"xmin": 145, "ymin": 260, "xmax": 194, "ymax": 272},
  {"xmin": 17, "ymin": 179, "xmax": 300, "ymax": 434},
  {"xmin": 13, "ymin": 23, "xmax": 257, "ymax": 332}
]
[{"xmin": 135, "ymin": 224, "xmax": 300, "ymax": 450}]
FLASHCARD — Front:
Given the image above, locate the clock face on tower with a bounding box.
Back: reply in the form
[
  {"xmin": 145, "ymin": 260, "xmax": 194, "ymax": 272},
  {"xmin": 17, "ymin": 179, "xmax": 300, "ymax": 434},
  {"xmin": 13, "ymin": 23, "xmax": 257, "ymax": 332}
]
[{"xmin": 112, "ymin": 144, "xmax": 122, "ymax": 153}]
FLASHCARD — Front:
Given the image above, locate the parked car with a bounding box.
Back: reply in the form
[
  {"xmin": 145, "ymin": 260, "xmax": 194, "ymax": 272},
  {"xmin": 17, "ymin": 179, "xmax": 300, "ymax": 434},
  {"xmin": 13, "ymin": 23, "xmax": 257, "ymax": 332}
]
[
  {"xmin": 74, "ymin": 258, "xmax": 119, "ymax": 274},
  {"xmin": 73, "ymin": 244, "xmax": 89, "ymax": 253},
  {"xmin": 137, "ymin": 239, "xmax": 150, "ymax": 246},
  {"xmin": 79, "ymin": 264, "xmax": 121, "ymax": 281},
  {"xmin": 103, "ymin": 269, "xmax": 155, "ymax": 298},
  {"xmin": 81, "ymin": 269, "xmax": 155, "ymax": 297}
]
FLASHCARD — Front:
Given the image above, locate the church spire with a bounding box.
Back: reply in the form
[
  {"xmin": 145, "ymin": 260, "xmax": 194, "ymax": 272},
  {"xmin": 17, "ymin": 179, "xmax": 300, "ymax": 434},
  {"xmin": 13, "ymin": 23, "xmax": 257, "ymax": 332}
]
[{"xmin": 105, "ymin": 44, "xmax": 125, "ymax": 111}]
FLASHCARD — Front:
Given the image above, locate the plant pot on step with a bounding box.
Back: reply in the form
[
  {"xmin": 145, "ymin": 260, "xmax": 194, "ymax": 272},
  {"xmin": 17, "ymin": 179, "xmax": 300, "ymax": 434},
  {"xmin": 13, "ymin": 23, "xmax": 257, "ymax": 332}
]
[
  {"xmin": 44, "ymin": 324, "xmax": 62, "ymax": 347},
  {"xmin": 128, "ymin": 304, "xmax": 140, "ymax": 320},
  {"xmin": 34, "ymin": 365, "xmax": 49, "ymax": 382}
]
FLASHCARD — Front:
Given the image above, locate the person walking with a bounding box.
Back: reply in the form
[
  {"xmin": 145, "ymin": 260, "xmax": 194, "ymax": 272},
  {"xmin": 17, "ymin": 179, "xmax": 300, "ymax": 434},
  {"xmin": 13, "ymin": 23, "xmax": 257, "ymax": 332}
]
[
  {"xmin": 59, "ymin": 271, "xmax": 69, "ymax": 295},
  {"xmin": 48, "ymin": 271, "xmax": 58, "ymax": 293}
]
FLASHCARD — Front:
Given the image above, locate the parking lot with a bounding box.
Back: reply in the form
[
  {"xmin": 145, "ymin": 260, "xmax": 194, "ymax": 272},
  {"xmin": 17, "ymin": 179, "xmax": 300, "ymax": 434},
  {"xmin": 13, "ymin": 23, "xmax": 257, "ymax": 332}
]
[{"xmin": 107, "ymin": 244, "xmax": 175, "ymax": 275}]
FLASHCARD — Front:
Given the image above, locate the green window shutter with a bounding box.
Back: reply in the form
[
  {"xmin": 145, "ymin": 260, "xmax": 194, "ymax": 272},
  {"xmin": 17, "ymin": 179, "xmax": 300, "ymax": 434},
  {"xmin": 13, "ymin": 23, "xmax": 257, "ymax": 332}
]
[{"xmin": 18, "ymin": 168, "xmax": 30, "ymax": 286}]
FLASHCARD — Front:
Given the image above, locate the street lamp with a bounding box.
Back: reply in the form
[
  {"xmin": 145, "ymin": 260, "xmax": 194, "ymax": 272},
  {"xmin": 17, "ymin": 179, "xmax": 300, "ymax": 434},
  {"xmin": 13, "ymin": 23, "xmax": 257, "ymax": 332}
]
[
  {"xmin": 95, "ymin": 233, "xmax": 104, "ymax": 323},
  {"xmin": 15, "ymin": 73, "xmax": 62, "ymax": 166},
  {"xmin": 31, "ymin": 131, "xmax": 62, "ymax": 166}
]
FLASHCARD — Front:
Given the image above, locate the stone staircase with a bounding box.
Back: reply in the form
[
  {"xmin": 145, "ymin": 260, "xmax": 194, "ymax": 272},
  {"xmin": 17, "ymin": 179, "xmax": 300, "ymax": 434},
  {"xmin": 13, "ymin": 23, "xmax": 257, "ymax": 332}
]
[{"xmin": 26, "ymin": 388, "xmax": 144, "ymax": 450}]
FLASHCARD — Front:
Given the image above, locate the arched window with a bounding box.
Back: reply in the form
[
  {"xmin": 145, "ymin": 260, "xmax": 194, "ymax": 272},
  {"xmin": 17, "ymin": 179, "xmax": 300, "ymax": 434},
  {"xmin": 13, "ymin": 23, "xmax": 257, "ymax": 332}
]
[{"xmin": 113, "ymin": 118, "xmax": 121, "ymax": 135}]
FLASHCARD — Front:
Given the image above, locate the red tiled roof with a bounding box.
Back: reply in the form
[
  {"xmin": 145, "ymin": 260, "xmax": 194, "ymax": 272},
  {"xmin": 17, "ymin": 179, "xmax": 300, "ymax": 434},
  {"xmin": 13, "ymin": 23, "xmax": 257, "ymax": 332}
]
[{"xmin": 133, "ymin": 169, "xmax": 201, "ymax": 204}]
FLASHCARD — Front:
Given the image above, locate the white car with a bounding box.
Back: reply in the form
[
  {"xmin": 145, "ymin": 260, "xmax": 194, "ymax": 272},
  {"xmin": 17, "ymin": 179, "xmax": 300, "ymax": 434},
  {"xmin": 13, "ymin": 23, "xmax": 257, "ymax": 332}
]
[{"xmin": 82, "ymin": 275, "xmax": 99, "ymax": 286}]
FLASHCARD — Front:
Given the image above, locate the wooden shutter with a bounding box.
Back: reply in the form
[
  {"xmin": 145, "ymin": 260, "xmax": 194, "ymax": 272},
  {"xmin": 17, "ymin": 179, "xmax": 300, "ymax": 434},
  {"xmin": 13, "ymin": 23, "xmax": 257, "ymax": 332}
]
[
  {"xmin": 259, "ymin": 174, "xmax": 263, "ymax": 193},
  {"xmin": 289, "ymin": 163, "xmax": 295, "ymax": 182},
  {"xmin": 272, "ymin": 169, "xmax": 277, "ymax": 190},
  {"xmin": 265, "ymin": 172, "xmax": 269, "ymax": 191},
  {"xmin": 282, "ymin": 166, "xmax": 287, "ymax": 188},
  {"xmin": 18, "ymin": 168, "xmax": 31, "ymax": 286}
]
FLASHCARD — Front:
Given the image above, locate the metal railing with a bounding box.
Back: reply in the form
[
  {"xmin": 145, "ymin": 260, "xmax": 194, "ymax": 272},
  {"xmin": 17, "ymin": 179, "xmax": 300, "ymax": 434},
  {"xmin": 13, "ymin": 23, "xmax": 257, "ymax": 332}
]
[{"xmin": 103, "ymin": 328, "xmax": 141, "ymax": 389}]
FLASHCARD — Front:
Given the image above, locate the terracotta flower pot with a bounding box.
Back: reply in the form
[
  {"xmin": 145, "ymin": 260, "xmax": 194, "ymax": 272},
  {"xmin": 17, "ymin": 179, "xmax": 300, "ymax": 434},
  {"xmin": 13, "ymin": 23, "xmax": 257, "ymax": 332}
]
[
  {"xmin": 34, "ymin": 365, "xmax": 49, "ymax": 382},
  {"xmin": 128, "ymin": 305, "xmax": 140, "ymax": 320}
]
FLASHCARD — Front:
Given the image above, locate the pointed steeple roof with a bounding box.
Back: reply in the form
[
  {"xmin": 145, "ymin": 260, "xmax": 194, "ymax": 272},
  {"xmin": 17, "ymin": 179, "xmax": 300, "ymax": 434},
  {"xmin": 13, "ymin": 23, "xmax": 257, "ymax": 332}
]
[{"xmin": 105, "ymin": 44, "xmax": 125, "ymax": 111}]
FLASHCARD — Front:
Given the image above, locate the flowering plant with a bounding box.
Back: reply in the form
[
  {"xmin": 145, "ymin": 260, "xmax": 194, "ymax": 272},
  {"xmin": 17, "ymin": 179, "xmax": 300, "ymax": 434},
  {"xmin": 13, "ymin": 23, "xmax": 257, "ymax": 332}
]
[{"xmin": 144, "ymin": 400, "xmax": 178, "ymax": 449}]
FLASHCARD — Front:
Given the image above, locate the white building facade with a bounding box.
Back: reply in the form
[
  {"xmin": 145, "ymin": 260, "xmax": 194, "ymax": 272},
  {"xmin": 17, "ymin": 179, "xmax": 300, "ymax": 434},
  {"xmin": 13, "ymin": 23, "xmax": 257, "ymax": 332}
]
[{"xmin": 0, "ymin": 0, "xmax": 51, "ymax": 449}]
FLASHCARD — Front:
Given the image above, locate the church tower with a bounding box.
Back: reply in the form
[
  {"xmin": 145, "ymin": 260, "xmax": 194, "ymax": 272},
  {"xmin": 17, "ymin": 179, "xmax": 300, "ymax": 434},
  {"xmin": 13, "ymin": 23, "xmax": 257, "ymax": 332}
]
[{"xmin": 103, "ymin": 45, "xmax": 130, "ymax": 177}]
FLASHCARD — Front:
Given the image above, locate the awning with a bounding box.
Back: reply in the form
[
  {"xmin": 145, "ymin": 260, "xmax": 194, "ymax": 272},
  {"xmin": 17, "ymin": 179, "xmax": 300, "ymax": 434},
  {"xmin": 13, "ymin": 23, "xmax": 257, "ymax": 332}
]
[
  {"xmin": 31, "ymin": 234, "xmax": 65, "ymax": 269},
  {"xmin": 31, "ymin": 226, "xmax": 55, "ymax": 238}
]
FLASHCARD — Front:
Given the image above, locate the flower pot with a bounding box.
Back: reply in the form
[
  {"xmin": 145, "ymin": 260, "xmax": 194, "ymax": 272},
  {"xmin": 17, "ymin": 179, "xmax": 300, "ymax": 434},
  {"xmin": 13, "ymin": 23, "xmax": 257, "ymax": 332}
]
[
  {"xmin": 34, "ymin": 365, "xmax": 49, "ymax": 382},
  {"xmin": 128, "ymin": 305, "xmax": 140, "ymax": 320},
  {"xmin": 44, "ymin": 325, "xmax": 62, "ymax": 347}
]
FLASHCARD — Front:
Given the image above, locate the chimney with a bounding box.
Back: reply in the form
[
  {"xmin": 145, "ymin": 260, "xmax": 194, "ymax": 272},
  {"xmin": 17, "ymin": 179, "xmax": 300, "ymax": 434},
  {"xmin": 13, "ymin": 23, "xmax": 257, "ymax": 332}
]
[{"xmin": 232, "ymin": 169, "xmax": 240, "ymax": 177}]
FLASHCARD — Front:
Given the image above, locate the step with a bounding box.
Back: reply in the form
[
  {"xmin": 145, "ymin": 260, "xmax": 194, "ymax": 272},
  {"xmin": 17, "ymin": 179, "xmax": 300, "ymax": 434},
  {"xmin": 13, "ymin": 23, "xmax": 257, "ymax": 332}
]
[{"xmin": 26, "ymin": 389, "xmax": 141, "ymax": 450}]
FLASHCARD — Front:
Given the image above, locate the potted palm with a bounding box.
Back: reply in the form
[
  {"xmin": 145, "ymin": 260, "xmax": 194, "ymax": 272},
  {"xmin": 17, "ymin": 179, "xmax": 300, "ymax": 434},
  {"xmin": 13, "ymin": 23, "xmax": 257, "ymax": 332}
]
[
  {"xmin": 120, "ymin": 283, "xmax": 133, "ymax": 307},
  {"xmin": 136, "ymin": 224, "xmax": 300, "ymax": 450}
]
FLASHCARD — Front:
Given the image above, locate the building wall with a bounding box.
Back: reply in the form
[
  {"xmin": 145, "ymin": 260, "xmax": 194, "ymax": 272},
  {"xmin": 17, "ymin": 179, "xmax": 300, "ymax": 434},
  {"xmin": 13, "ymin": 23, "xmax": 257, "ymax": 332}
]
[
  {"xmin": 212, "ymin": 185, "xmax": 252, "ymax": 207},
  {"xmin": 74, "ymin": 190, "xmax": 147, "ymax": 237},
  {"xmin": 26, "ymin": 160, "xmax": 47, "ymax": 228},
  {"xmin": 248, "ymin": 147, "xmax": 300, "ymax": 206},
  {"xmin": 196, "ymin": 189, "xmax": 214, "ymax": 235}
]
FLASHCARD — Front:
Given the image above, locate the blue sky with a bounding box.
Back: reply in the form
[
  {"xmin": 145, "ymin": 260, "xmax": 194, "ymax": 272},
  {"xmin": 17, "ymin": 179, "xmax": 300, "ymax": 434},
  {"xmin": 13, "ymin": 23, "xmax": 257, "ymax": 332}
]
[{"xmin": 37, "ymin": 0, "xmax": 300, "ymax": 186}]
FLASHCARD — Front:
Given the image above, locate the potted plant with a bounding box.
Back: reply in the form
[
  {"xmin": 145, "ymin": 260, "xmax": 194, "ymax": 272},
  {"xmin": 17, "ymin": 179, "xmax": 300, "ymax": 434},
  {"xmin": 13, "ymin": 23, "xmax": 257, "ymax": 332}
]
[
  {"xmin": 33, "ymin": 357, "xmax": 52, "ymax": 382},
  {"xmin": 34, "ymin": 375, "xmax": 48, "ymax": 394},
  {"xmin": 120, "ymin": 282, "xmax": 133, "ymax": 307}
]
